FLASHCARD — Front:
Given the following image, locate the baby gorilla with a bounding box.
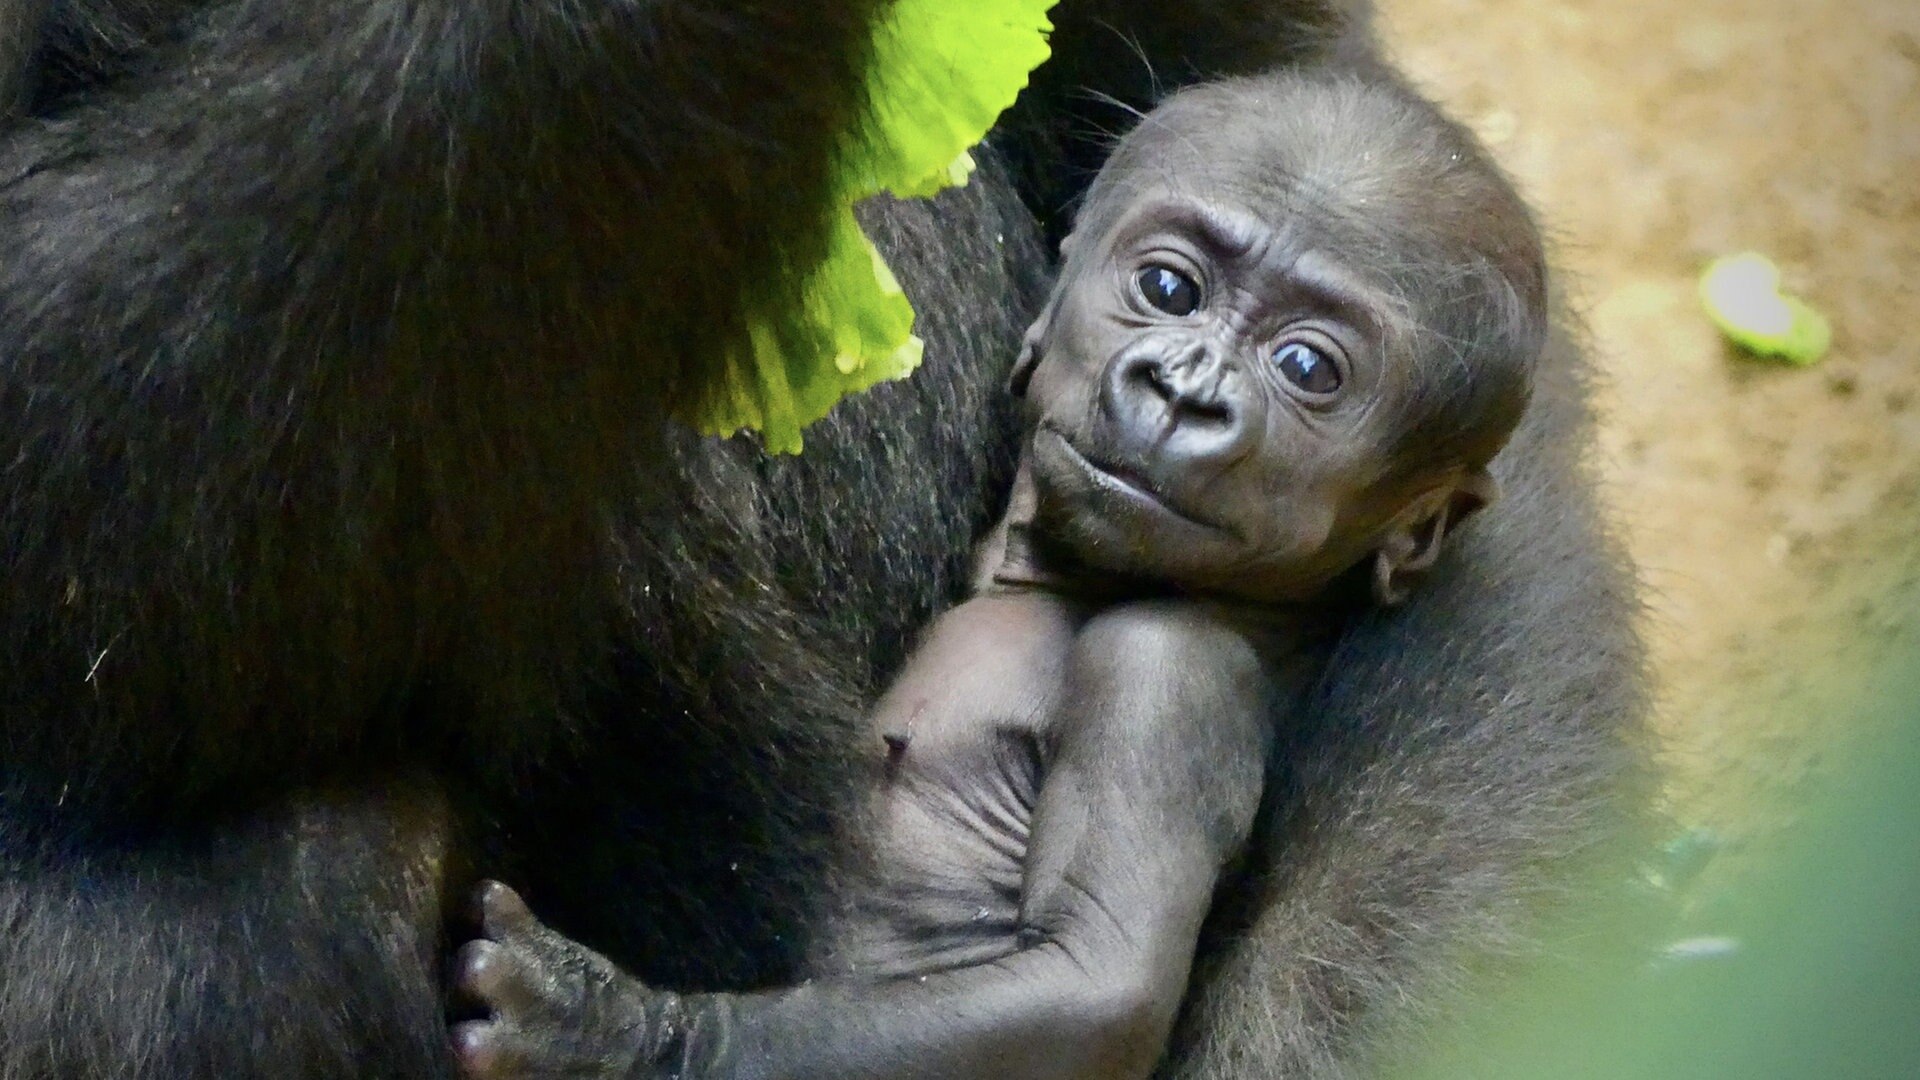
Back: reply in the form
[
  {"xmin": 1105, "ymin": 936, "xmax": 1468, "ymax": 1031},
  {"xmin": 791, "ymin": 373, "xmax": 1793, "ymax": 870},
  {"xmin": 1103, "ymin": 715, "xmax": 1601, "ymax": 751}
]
[{"xmin": 452, "ymin": 64, "xmax": 1547, "ymax": 1080}]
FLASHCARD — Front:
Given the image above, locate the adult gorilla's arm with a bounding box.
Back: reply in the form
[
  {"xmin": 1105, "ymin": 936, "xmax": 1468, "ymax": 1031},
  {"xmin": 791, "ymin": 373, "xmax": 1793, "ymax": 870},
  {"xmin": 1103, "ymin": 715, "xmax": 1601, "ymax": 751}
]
[
  {"xmin": 998, "ymin": 6, "xmax": 1648, "ymax": 1076},
  {"xmin": 0, "ymin": 0, "xmax": 881, "ymax": 752},
  {"xmin": 0, "ymin": 783, "xmax": 459, "ymax": 1075},
  {"xmin": 0, "ymin": 0, "xmax": 882, "ymax": 1074}
]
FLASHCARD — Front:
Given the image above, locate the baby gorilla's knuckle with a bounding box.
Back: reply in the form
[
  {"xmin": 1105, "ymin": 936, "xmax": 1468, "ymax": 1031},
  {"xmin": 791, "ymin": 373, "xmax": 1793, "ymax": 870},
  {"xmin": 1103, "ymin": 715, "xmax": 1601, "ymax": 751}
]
[
  {"xmin": 454, "ymin": 940, "xmax": 500, "ymax": 989},
  {"xmin": 455, "ymin": 939, "xmax": 536, "ymax": 1008},
  {"xmin": 450, "ymin": 1018, "xmax": 519, "ymax": 1077}
]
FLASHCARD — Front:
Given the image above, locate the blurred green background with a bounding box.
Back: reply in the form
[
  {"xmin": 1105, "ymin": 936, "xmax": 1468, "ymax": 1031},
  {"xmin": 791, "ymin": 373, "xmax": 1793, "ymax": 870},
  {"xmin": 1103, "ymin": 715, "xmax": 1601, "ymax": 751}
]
[{"xmin": 1388, "ymin": 666, "xmax": 1920, "ymax": 1079}]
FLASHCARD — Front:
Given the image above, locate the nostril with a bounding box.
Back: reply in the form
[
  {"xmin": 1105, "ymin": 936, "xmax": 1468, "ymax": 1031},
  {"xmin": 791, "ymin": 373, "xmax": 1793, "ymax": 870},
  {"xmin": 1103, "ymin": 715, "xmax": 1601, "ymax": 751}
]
[
  {"xmin": 1185, "ymin": 397, "xmax": 1233, "ymax": 425},
  {"xmin": 1126, "ymin": 358, "xmax": 1174, "ymax": 402},
  {"xmin": 1106, "ymin": 351, "xmax": 1239, "ymax": 434},
  {"xmin": 1157, "ymin": 369, "xmax": 1234, "ymax": 426}
]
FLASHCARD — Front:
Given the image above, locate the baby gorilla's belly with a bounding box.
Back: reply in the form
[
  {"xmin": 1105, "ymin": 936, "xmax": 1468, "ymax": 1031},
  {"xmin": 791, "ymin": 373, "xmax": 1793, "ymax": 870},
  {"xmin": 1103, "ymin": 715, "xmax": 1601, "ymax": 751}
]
[{"xmin": 836, "ymin": 726, "xmax": 1045, "ymax": 978}]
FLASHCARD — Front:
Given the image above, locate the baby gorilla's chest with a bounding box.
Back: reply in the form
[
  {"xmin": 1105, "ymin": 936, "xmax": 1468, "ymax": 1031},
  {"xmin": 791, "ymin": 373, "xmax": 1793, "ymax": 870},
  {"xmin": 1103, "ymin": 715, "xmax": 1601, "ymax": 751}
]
[{"xmin": 840, "ymin": 721, "xmax": 1048, "ymax": 977}]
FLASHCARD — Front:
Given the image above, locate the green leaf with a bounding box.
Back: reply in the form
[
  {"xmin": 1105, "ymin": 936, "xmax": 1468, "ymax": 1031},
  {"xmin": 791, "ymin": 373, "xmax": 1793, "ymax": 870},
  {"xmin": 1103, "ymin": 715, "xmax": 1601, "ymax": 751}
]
[
  {"xmin": 686, "ymin": 0, "xmax": 1056, "ymax": 452},
  {"xmin": 1699, "ymin": 252, "xmax": 1832, "ymax": 366},
  {"xmin": 850, "ymin": 0, "xmax": 1057, "ymax": 200},
  {"xmin": 693, "ymin": 214, "xmax": 924, "ymax": 453}
]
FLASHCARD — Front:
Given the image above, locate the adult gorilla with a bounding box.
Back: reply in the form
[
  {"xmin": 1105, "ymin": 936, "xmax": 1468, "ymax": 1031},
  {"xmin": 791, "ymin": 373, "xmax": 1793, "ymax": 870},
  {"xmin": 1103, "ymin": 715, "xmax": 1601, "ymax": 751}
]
[{"xmin": 0, "ymin": 0, "xmax": 1642, "ymax": 1076}]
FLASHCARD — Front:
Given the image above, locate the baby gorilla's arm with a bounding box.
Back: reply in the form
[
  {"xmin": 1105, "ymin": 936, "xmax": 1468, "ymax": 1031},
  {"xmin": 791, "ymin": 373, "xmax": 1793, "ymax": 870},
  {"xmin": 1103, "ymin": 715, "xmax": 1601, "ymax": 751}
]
[{"xmin": 452, "ymin": 600, "xmax": 1279, "ymax": 1080}]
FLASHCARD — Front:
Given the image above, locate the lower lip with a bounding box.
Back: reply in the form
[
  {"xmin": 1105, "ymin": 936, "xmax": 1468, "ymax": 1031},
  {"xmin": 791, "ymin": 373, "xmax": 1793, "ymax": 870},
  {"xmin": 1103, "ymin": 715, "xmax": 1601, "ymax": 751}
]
[{"xmin": 1042, "ymin": 428, "xmax": 1214, "ymax": 530}]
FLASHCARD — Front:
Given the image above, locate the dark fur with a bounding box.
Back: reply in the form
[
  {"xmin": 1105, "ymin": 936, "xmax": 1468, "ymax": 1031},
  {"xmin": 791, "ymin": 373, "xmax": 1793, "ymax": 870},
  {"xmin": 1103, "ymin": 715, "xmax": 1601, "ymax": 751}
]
[
  {"xmin": 0, "ymin": 0, "xmax": 1644, "ymax": 1076},
  {"xmin": 1163, "ymin": 312, "xmax": 1646, "ymax": 1078}
]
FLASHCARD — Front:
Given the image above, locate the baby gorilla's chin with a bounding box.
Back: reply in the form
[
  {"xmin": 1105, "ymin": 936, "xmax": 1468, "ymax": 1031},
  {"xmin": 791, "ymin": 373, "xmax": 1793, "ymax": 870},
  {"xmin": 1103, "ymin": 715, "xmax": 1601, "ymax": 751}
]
[{"xmin": 1028, "ymin": 424, "xmax": 1244, "ymax": 585}]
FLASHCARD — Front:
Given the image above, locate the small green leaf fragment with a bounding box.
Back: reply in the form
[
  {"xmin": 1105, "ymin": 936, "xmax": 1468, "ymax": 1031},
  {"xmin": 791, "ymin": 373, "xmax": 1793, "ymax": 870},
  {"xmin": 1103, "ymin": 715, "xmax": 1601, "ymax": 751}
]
[{"xmin": 1700, "ymin": 253, "xmax": 1832, "ymax": 366}]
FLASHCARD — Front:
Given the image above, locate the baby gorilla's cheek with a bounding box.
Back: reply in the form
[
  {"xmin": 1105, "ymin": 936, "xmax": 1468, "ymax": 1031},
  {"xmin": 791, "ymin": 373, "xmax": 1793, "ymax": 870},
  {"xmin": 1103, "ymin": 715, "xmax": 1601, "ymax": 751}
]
[{"xmin": 1029, "ymin": 359, "xmax": 1102, "ymax": 434}]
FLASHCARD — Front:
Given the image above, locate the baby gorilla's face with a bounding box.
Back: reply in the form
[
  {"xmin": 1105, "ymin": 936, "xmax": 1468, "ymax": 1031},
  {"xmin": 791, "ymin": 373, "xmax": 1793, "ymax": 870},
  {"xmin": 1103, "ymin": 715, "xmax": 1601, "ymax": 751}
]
[{"xmin": 1020, "ymin": 193, "xmax": 1428, "ymax": 603}]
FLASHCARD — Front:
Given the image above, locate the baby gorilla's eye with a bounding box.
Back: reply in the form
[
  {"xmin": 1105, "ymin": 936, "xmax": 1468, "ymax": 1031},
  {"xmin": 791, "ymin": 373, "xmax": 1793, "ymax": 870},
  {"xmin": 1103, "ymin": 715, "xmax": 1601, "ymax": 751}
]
[
  {"xmin": 1136, "ymin": 266, "xmax": 1200, "ymax": 316},
  {"xmin": 1273, "ymin": 341, "xmax": 1342, "ymax": 395}
]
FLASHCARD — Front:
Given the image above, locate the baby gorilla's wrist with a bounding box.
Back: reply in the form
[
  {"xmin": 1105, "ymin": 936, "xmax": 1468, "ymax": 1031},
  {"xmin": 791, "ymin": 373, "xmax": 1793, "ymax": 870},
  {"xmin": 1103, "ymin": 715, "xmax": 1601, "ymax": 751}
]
[{"xmin": 449, "ymin": 880, "xmax": 703, "ymax": 1079}]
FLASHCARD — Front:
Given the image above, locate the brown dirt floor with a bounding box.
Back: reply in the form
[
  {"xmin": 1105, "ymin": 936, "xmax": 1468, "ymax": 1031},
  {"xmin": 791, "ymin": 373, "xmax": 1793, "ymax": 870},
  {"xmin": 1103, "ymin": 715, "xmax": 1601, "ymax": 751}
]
[{"xmin": 1373, "ymin": 0, "xmax": 1920, "ymax": 863}]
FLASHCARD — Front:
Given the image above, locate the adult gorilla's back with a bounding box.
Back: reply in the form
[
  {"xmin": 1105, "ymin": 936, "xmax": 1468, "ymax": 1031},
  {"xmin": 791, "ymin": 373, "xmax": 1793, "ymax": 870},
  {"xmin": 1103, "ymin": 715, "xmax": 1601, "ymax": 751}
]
[{"xmin": 0, "ymin": 0, "xmax": 1643, "ymax": 1075}]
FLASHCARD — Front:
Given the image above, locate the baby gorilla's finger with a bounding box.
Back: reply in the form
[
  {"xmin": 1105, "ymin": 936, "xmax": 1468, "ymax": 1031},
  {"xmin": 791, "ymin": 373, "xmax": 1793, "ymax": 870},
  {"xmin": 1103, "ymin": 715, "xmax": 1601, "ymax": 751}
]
[
  {"xmin": 471, "ymin": 880, "xmax": 596, "ymax": 986},
  {"xmin": 473, "ymin": 879, "xmax": 537, "ymax": 940},
  {"xmin": 450, "ymin": 1018, "xmax": 532, "ymax": 1079},
  {"xmin": 452, "ymin": 938, "xmax": 546, "ymax": 1017}
]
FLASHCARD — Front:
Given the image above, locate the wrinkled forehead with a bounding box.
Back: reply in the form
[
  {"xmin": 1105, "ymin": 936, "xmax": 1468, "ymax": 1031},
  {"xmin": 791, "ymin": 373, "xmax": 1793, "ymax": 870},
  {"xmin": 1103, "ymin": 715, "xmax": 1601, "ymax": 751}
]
[
  {"xmin": 1079, "ymin": 106, "xmax": 1426, "ymax": 272},
  {"xmin": 1072, "ymin": 158, "xmax": 1427, "ymax": 335}
]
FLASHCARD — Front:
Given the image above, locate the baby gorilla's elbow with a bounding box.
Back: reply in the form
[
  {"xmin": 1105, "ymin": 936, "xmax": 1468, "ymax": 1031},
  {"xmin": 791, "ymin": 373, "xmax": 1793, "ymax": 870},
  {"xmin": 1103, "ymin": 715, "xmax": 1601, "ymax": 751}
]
[
  {"xmin": 1014, "ymin": 932, "xmax": 1183, "ymax": 1077},
  {"xmin": 1074, "ymin": 960, "xmax": 1185, "ymax": 1077}
]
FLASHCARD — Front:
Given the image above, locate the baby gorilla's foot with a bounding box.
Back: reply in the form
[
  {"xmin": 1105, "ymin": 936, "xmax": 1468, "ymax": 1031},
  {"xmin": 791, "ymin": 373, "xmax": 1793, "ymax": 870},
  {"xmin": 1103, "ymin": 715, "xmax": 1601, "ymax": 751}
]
[{"xmin": 451, "ymin": 880, "xmax": 686, "ymax": 1079}]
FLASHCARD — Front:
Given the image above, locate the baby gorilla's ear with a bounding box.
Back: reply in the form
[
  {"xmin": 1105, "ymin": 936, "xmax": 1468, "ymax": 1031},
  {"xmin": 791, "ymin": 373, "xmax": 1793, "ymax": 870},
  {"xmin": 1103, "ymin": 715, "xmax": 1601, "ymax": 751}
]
[
  {"xmin": 1010, "ymin": 228, "xmax": 1086, "ymax": 397},
  {"xmin": 1007, "ymin": 302, "xmax": 1053, "ymax": 397},
  {"xmin": 1371, "ymin": 468, "xmax": 1498, "ymax": 606}
]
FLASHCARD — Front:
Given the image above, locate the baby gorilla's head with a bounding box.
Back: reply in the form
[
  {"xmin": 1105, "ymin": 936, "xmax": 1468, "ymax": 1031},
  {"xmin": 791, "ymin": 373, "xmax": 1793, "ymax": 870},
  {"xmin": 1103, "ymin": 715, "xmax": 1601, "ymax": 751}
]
[{"xmin": 1011, "ymin": 67, "xmax": 1548, "ymax": 606}]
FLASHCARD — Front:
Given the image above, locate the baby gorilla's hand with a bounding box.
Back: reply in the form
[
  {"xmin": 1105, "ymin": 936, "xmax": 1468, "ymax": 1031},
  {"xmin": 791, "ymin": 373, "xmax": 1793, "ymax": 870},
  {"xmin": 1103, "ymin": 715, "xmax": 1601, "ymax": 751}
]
[{"xmin": 451, "ymin": 881, "xmax": 683, "ymax": 1079}]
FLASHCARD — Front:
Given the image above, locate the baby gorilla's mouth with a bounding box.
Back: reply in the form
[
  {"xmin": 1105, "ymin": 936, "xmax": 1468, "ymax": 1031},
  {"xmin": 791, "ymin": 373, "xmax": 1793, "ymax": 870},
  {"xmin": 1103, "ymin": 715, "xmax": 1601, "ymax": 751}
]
[{"xmin": 1040, "ymin": 425, "xmax": 1226, "ymax": 535}]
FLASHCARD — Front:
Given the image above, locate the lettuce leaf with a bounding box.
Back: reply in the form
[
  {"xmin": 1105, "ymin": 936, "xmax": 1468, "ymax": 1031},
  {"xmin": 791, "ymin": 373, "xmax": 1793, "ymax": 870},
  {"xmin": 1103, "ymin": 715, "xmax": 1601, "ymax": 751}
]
[{"xmin": 687, "ymin": 0, "xmax": 1056, "ymax": 452}]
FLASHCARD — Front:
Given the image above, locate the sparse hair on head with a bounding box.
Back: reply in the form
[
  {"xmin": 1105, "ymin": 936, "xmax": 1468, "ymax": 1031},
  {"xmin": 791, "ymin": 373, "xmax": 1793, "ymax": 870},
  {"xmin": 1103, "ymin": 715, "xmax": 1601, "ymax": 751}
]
[{"xmin": 1069, "ymin": 63, "xmax": 1549, "ymax": 481}]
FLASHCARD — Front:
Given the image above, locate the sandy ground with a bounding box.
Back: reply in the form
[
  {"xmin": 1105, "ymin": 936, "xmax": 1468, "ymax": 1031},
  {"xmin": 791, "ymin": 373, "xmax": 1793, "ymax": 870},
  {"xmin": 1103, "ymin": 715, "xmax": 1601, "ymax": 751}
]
[{"xmin": 1373, "ymin": 0, "xmax": 1920, "ymax": 861}]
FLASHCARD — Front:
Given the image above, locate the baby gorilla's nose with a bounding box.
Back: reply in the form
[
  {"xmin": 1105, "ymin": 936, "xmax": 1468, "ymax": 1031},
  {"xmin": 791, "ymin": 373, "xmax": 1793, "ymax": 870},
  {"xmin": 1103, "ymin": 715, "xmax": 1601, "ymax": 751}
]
[{"xmin": 1102, "ymin": 343, "xmax": 1260, "ymax": 465}]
